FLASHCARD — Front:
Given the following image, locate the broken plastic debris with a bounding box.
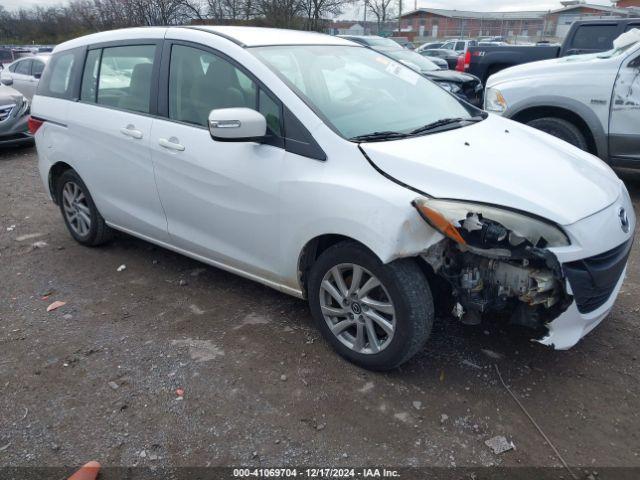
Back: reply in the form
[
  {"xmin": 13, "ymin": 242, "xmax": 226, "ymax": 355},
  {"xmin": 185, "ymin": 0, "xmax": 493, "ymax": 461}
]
[
  {"xmin": 6, "ymin": 225, "xmax": 16, "ymax": 232},
  {"xmin": 485, "ymin": 435, "xmax": 515, "ymax": 454},
  {"xmin": 117, "ymin": 265, "xmax": 126, "ymax": 272},
  {"xmin": 47, "ymin": 301, "xmax": 66, "ymax": 312},
  {"xmin": 32, "ymin": 241, "xmax": 48, "ymax": 249}
]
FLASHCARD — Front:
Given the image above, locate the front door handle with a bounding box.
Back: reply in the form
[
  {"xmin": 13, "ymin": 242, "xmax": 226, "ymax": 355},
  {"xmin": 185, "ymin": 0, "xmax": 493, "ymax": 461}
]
[
  {"xmin": 120, "ymin": 124, "xmax": 143, "ymax": 139},
  {"xmin": 159, "ymin": 137, "xmax": 185, "ymax": 152}
]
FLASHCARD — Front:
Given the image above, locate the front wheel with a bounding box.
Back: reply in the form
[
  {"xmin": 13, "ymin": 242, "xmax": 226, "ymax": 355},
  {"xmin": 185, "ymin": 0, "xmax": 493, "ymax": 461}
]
[{"xmin": 308, "ymin": 242, "xmax": 434, "ymax": 371}]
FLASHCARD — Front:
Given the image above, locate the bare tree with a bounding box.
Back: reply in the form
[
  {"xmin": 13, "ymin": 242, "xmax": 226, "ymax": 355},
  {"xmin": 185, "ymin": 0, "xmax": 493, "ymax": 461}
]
[{"xmin": 367, "ymin": 0, "xmax": 394, "ymax": 34}]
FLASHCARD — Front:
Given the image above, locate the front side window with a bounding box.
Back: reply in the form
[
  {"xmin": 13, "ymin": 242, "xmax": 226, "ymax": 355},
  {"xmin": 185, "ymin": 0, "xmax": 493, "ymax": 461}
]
[
  {"xmin": 97, "ymin": 45, "xmax": 156, "ymax": 113},
  {"xmin": 32, "ymin": 60, "xmax": 45, "ymax": 77},
  {"xmin": 252, "ymin": 45, "xmax": 473, "ymax": 140},
  {"xmin": 168, "ymin": 44, "xmax": 281, "ymax": 137}
]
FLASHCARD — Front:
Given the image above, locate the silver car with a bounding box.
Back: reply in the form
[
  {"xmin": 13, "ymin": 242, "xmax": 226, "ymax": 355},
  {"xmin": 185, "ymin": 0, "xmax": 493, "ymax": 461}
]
[
  {"xmin": 0, "ymin": 84, "xmax": 31, "ymax": 147},
  {"xmin": 0, "ymin": 54, "xmax": 49, "ymax": 100}
]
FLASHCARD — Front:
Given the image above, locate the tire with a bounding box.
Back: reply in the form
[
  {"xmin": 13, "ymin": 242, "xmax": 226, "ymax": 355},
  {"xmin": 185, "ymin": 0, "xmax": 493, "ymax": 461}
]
[
  {"xmin": 526, "ymin": 117, "xmax": 588, "ymax": 151},
  {"xmin": 308, "ymin": 241, "xmax": 434, "ymax": 371},
  {"xmin": 56, "ymin": 169, "xmax": 113, "ymax": 246}
]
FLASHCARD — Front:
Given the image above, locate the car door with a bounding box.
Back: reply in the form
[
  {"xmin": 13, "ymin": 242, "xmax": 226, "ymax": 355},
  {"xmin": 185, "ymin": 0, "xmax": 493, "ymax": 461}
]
[
  {"xmin": 150, "ymin": 42, "xmax": 286, "ymax": 279},
  {"xmin": 70, "ymin": 41, "xmax": 169, "ymax": 241},
  {"xmin": 609, "ymin": 48, "xmax": 640, "ymax": 164},
  {"xmin": 9, "ymin": 59, "xmax": 32, "ymax": 96},
  {"xmin": 23, "ymin": 59, "xmax": 46, "ymax": 100}
]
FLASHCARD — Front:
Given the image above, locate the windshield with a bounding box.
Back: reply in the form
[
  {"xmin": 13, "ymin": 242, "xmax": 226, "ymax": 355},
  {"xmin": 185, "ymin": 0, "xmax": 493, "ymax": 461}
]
[
  {"xmin": 384, "ymin": 49, "xmax": 440, "ymax": 72},
  {"xmin": 252, "ymin": 45, "xmax": 473, "ymax": 140}
]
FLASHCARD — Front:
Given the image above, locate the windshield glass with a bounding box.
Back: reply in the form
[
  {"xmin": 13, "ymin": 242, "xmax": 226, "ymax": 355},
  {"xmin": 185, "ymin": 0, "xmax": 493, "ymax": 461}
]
[
  {"xmin": 384, "ymin": 49, "xmax": 440, "ymax": 72},
  {"xmin": 252, "ymin": 45, "xmax": 473, "ymax": 139}
]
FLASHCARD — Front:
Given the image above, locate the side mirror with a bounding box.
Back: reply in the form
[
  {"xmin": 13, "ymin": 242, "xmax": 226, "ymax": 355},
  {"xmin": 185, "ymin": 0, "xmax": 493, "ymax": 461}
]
[
  {"xmin": 208, "ymin": 108, "xmax": 266, "ymax": 142},
  {"xmin": 1, "ymin": 77, "xmax": 13, "ymax": 86},
  {"xmin": 33, "ymin": 73, "xmax": 41, "ymax": 80}
]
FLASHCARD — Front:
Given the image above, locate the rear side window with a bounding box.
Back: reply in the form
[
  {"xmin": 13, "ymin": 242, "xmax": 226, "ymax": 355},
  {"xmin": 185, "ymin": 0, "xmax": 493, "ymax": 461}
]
[
  {"xmin": 15, "ymin": 59, "xmax": 32, "ymax": 75},
  {"xmin": 455, "ymin": 41, "xmax": 465, "ymax": 51},
  {"xmin": 571, "ymin": 25, "xmax": 618, "ymax": 51},
  {"xmin": 37, "ymin": 48, "xmax": 83, "ymax": 99},
  {"xmin": 97, "ymin": 45, "xmax": 156, "ymax": 113}
]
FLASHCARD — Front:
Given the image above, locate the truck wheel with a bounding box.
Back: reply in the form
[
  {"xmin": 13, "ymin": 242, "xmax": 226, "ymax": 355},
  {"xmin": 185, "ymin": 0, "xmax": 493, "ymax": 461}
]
[
  {"xmin": 308, "ymin": 241, "xmax": 434, "ymax": 371},
  {"xmin": 527, "ymin": 117, "xmax": 588, "ymax": 151}
]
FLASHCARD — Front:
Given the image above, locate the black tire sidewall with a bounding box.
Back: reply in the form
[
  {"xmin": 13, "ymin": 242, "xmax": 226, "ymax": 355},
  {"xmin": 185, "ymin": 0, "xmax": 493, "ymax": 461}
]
[
  {"xmin": 308, "ymin": 243, "xmax": 433, "ymax": 371},
  {"xmin": 527, "ymin": 117, "xmax": 587, "ymax": 151},
  {"xmin": 56, "ymin": 170, "xmax": 101, "ymax": 245}
]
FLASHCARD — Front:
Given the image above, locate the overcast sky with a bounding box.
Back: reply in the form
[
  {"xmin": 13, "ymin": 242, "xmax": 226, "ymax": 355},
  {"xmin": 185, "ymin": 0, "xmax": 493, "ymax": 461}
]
[{"xmin": 2, "ymin": 0, "xmax": 614, "ymax": 14}]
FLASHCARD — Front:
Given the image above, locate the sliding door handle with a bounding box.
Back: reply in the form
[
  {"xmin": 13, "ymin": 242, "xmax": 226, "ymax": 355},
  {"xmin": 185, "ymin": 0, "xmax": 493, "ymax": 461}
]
[
  {"xmin": 159, "ymin": 137, "xmax": 185, "ymax": 152},
  {"xmin": 120, "ymin": 125, "xmax": 143, "ymax": 139}
]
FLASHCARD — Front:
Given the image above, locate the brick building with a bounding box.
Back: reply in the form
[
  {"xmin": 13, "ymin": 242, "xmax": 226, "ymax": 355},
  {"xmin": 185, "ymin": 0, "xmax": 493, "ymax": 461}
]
[{"xmin": 399, "ymin": 2, "xmax": 640, "ymax": 41}]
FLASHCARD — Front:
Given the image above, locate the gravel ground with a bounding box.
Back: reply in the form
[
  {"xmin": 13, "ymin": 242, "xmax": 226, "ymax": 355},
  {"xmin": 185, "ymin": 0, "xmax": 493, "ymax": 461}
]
[{"xmin": 1, "ymin": 145, "xmax": 639, "ymax": 474}]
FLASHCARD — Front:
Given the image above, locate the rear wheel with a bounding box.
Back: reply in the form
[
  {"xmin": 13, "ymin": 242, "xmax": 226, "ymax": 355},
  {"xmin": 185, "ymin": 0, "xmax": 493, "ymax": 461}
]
[
  {"xmin": 56, "ymin": 169, "xmax": 113, "ymax": 246},
  {"xmin": 526, "ymin": 117, "xmax": 588, "ymax": 151},
  {"xmin": 308, "ymin": 241, "xmax": 434, "ymax": 371}
]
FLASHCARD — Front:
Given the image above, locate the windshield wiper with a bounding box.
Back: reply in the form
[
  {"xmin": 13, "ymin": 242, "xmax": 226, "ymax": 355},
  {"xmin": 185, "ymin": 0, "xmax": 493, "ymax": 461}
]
[
  {"xmin": 409, "ymin": 115, "xmax": 485, "ymax": 136},
  {"xmin": 349, "ymin": 131, "xmax": 410, "ymax": 142}
]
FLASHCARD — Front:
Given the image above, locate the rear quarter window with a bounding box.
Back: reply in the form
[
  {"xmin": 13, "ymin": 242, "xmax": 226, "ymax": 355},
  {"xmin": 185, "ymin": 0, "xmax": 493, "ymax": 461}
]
[{"xmin": 37, "ymin": 48, "xmax": 83, "ymax": 99}]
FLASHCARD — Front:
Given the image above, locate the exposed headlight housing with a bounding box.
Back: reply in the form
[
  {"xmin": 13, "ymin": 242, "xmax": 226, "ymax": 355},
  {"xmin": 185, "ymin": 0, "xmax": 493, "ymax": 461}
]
[
  {"xmin": 484, "ymin": 87, "xmax": 507, "ymax": 114},
  {"xmin": 438, "ymin": 81, "xmax": 461, "ymax": 94},
  {"xmin": 412, "ymin": 198, "xmax": 570, "ymax": 249}
]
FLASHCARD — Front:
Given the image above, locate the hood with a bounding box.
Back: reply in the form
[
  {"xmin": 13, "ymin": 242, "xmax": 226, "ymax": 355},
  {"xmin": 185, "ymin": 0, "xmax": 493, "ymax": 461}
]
[
  {"xmin": 0, "ymin": 84, "xmax": 25, "ymax": 104},
  {"xmin": 425, "ymin": 70, "xmax": 479, "ymax": 84},
  {"xmin": 488, "ymin": 52, "xmax": 618, "ymax": 87},
  {"xmin": 361, "ymin": 115, "xmax": 620, "ymax": 226}
]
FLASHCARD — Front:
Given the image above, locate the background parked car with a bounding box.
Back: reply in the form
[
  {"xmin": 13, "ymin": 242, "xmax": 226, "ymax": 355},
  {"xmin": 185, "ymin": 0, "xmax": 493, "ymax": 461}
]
[
  {"xmin": 419, "ymin": 48, "xmax": 460, "ymax": 69},
  {"xmin": 0, "ymin": 54, "xmax": 49, "ymax": 100},
  {"xmin": 341, "ymin": 36, "xmax": 483, "ymax": 106},
  {"xmin": 485, "ymin": 30, "xmax": 640, "ymax": 166},
  {"xmin": 415, "ymin": 41, "xmax": 444, "ymax": 53},
  {"xmin": 338, "ymin": 35, "xmax": 448, "ymax": 69},
  {"xmin": 0, "ymin": 84, "xmax": 31, "ymax": 146},
  {"xmin": 440, "ymin": 39, "xmax": 478, "ymax": 54}
]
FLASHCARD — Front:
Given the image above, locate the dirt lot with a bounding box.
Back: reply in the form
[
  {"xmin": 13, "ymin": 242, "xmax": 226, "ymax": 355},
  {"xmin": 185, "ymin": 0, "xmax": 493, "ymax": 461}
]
[{"xmin": 1, "ymin": 145, "xmax": 639, "ymax": 475}]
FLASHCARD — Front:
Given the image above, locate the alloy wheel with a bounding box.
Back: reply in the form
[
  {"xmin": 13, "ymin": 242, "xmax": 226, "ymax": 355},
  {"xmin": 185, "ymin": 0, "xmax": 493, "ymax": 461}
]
[
  {"xmin": 62, "ymin": 181, "xmax": 91, "ymax": 237},
  {"xmin": 319, "ymin": 263, "xmax": 396, "ymax": 354}
]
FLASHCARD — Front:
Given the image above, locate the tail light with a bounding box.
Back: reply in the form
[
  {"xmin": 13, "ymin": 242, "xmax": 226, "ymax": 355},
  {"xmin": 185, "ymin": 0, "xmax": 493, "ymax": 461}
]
[
  {"xmin": 464, "ymin": 50, "xmax": 471, "ymax": 70},
  {"xmin": 28, "ymin": 116, "xmax": 44, "ymax": 134},
  {"xmin": 455, "ymin": 54, "xmax": 465, "ymax": 72}
]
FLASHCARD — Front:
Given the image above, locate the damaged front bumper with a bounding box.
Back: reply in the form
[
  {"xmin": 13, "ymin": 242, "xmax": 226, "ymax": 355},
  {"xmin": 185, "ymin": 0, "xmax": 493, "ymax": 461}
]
[{"xmin": 414, "ymin": 190, "xmax": 635, "ymax": 349}]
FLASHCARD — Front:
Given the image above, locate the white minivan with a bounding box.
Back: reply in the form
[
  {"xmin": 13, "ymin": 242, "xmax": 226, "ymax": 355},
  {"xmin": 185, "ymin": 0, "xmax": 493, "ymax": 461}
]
[{"xmin": 32, "ymin": 27, "xmax": 635, "ymax": 370}]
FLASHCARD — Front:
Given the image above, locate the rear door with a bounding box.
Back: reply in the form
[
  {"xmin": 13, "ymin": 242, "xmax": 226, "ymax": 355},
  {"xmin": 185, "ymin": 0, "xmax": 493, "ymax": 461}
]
[
  {"xmin": 609, "ymin": 48, "xmax": 640, "ymax": 164},
  {"xmin": 71, "ymin": 41, "xmax": 169, "ymax": 241}
]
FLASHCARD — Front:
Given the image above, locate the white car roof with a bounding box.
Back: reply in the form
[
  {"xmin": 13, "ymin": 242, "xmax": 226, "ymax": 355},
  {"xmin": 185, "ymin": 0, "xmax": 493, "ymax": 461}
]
[
  {"xmin": 53, "ymin": 26, "xmax": 356, "ymax": 53},
  {"xmin": 192, "ymin": 26, "xmax": 356, "ymax": 47}
]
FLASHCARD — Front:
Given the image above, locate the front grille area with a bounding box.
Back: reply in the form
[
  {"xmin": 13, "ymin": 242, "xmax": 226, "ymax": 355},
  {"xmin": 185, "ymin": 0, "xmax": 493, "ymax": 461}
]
[
  {"xmin": 0, "ymin": 103, "xmax": 15, "ymax": 122},
  {"xmin": 563, "ymin": 238, "xmax": 633, "ymax": 314}
]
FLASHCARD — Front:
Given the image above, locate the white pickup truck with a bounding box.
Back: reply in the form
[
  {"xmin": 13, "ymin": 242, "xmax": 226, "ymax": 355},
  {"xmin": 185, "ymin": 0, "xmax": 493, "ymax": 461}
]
[{"xmin": 484, "ymin": 30, "xmax": 640, "ymax": 167}]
